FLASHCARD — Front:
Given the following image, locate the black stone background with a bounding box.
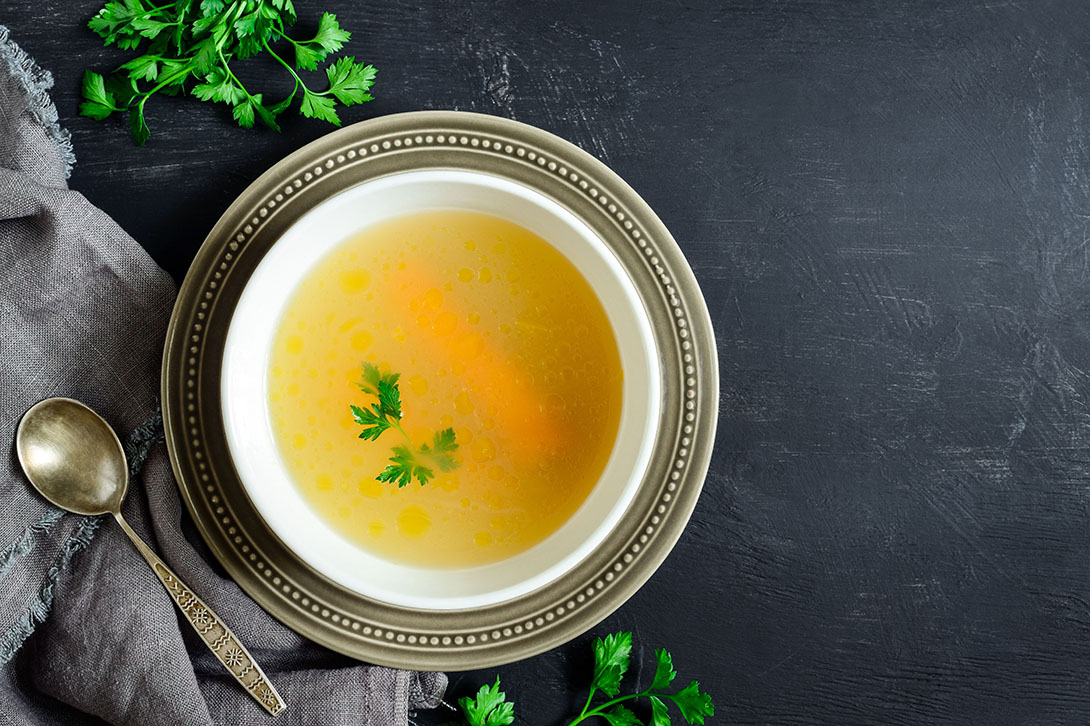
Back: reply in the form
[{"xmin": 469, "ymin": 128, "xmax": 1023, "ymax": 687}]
[{"xmin": 9, "ymin": 0, "xmax": 1090, "ymax": 723}]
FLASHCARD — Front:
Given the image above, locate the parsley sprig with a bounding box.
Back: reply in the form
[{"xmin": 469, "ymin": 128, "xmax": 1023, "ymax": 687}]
[
  {"xmin": 442, "ymin": 631, "xmax": 715, "ymax": 726},
  {"xmin": 350, "ymin": 362, "xmax": 459, "ymax": 487},
  {"xmin": 80, "ymin": 0, "xmax": 376, "ymax": 144}
]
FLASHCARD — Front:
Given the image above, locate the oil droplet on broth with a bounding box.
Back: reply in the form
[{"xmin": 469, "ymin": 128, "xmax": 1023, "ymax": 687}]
[
  {"xmin": 338, "ymin": 270, "xmax": 371, "ymax": 293},
  {"xmin": 397, "ymin": 506, "xmax": 431, "ymax": 537},
  {"xmin": 409, "ymin": 375, "xmax": 428, "ymax": 396},
  {"xmin": 267, "ymin": 210, "xmax": 623, "ymax": 568}
]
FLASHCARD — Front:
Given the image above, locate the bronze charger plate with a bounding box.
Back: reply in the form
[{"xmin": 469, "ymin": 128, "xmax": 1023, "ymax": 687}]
[{"xmin": 161, "ymin": 111, "xmax": 718, "ymax": 669}]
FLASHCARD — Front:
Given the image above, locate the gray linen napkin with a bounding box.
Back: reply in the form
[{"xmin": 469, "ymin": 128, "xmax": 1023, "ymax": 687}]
[{"xmin": 0, "ymin": 26, "xmax": 445, "ymax": 725}]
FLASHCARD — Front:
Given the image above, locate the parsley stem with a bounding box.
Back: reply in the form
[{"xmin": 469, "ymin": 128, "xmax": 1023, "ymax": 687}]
[
  {"xmin": 580, "ymin": 686, "xmax": 597, "ymax": 720},
  {"xmin": 260, "ymin": 37, "xmax": 309, "ymax": 92},
  {"xmin": 136, "ymin": 64, "xmax": 192, "ymax": 101},
  {"xmin": 130, "ymin": 0, "xmax": 177, "ymax": 20},
  {"xmin": 566, "ymin": 691, "xmax": 652, "ymax": 725},
  {"xmin": 216, "ymin": 48, "xmax": 256, "ymax": 102}
]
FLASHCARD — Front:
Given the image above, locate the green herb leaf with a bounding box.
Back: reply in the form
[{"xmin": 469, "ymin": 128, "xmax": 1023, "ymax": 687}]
[
  {"xmin": 377, "ymin": 445, "xmax": 434, "ymax": 487},
  {"xmin": 651, "ymin": 649, "xmax": 677, "ymax": 691},
  {"xmin": 358, "ymin": 362, "xmax": 398, "ymax": 396},
  {"xmin": 670, "ymin": 682, "xmax": 714, "ymax": 725},
  {"xmin": 192, "ymin": 67, "xmax": 245, "ymax": 105},
  {"xmin": 376, "ymin": 379, "xmax": 402, "ymax": 420},
  {"xmin": 300, "ymin": 89, "xmax": 341, "ymax": 125},
  {"xmin": 603, "ymin": 704, "xmax": 644, "ymax": 726},
  {"xmin": 457, "ymin": 677, "xmax": 515, "ymax": 726},
  {"xmin": 250, "ymin": 94, "xmax": 281, "ymax": 131},
  {"xmin": 119, "ymin": 54, "xmax": 159, "ymax": 82},
  {"xmin": 81, "ymin": 0, "xmax": 375, "ymax": 143},
  {"xmin": 446, "ymin": 632, "xmax": 713, "ymax": 726},
  {"xmin": 129, "ymin": 104, "xmax": 150, "ymax": 145},
  {"xmin": 199, "ymin": 0, "xmax": 225, "ymax": 17},
  {"xmin": 352, "ymin": 361, "xmax": 460, "ymax": 486},
  {"xmin": 351, "ymin": 403, "xmax": 391, "ymax": 441},
  {"xmin": 593, "ymin": 631, "xmax": 633, "ymax": 697},
  {"xmin": 649, "ymin": 696, "xmax": 671, "ymax": 726},
  {"xmin": 312, "ymin": 12, "xmax": 350, "ymax": 53},
  {"xmin": 419, "ymin": 428, "xmax": 459, "ymax": 472},
  {"xmin": 325, "ymin": 57, "xmax": 376, "ymax": 106},
  {"xmin": 131, "ymin": 15, "xmax": 169, "ymax": 39},
  {"xmin": 271, "ymin": 0, "xmax": 296, "ymax": 21},
  {"xmin": 78, "ymin": 70, "xmax": 118, "ymax": 120},
  {"xmin": 88, "ymin": 0, "xmax": 138, "ymax": 43},
  {"xmin": 232, "ymin": 98, "xmax": 255, "ymax": 128},
  {"xmin": 293, "ymin": 41, "xmax": 324, "ymax": 71}
]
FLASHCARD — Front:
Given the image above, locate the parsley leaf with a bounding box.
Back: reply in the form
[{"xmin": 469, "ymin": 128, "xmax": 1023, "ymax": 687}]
[
  {"xmin": 80, "ymin": 0, "xmax": 376, "ymax": 144},
  {"xmin": 419, "ymin": 428, "xmax": 459, "ymax": 472},
  {"xmin": 78, "ymin": 70, "xmax": 118, "ymax": 120},
  {"xmin": 650, "ymin": 696, "xmax": 671, "ymax": 726},
  {"xmin": 119, "ymin": 54, "xmax": 158, "ymax": 82},
  {"xmin": 651, "ymin": 648, "xmax": 677, "ymax": 691},
  {"xmin": 593, "ymin": 631, "xmax": 633, "ymax": 697},
  {"xmin": 293, "ymin": 41, "xmax": 324, "ymax": 71},
  {"xmin": 377, "ymin": 445, "xmax": 431, "ymax": 488},
  {"xmin": 300, "ymin": 90, "xmax": 340, "ymax": 125},
  {"xmin": 351, "ymin": 361, "xmax": 460, "ymax": 486},
  {"xmin": 670, "ymin": 682, "xmax": 714, "ymax": 725},
  {"xmin": 603, "ymin": 704, "xmax": 643, "ymax": 726},
  {"xmin": 443, "ymin": 632, "xmax": 714, "ymax": 726},
  {"xmin": 351, "ymin": 403, "xmax": 392, "ymax": 441},
  {"xmin": 452, "ymin": 677, "xmax": 515, "ymax": 726},
  {"xmin": 129, "ymin": 104, "xmax": 150, "ymax": 145},
  {"xmin": 312, "ymin": 12, "xmax": 350, "ymax": 53},
  {"xmin": 358, "ymin": 361, "xmax": 398, "ymax": 396},
  {"xmin": 325, "ymin": 56, "xmax": 376, "ymax": 105}
]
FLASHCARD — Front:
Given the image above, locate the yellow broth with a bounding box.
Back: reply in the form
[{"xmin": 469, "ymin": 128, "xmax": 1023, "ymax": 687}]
[{"xmin": 267, "ymin": 210, "xmax": 623, "ymax": 567}]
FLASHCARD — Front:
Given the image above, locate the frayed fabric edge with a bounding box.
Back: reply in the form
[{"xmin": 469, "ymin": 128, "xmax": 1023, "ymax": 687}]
[
  {"xmin": 0, "ymin": 508, "xmax": 65, "ymax": 581},
  {"xmin": 0, "ymin": 25, "xmax": 76, "ymax": 178},
  {"xmin": 0, "ymin": 411, "xmax": 165, "ymax": 665},
  {"xmin": 0, "ymin": 514, "xmax": 103, "ymax": 664}
]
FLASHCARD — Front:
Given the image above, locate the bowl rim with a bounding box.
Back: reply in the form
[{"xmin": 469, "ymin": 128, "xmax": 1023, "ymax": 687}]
[
  {"xmin": 220, "ymin": 167, "xmax": 663, "ymax": 609},
  {"xmin": 162, "ymin": 110, "xmax": 719, "ymax": 669}
]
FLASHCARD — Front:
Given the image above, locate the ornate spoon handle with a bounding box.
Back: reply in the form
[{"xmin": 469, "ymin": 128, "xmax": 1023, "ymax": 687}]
[{"xmin": 113, "ymin": 511, "xmax": 285, "ymax": 716}]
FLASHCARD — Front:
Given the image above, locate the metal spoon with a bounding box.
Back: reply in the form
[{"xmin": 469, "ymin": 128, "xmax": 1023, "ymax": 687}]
[{"xmin": 15, "ymin": 397, "xmax": 285, "ymax": 717}]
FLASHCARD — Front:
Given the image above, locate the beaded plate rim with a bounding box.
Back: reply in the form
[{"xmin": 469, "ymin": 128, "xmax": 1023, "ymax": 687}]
[{"xmin": 161, "ymin": 111, "xmax": 718, "ymax": 669}]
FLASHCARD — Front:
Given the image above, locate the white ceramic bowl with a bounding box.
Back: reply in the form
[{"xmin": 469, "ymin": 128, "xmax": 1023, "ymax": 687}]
[{"xmin": 221, "ymin": 169, "xmax": 661, "ymax": 610}]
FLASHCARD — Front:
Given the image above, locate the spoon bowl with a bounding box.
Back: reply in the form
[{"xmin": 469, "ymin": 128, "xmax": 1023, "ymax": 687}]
[{"xmin": 16, "ymin": 397, "xmax": 128, "ymax": 516}]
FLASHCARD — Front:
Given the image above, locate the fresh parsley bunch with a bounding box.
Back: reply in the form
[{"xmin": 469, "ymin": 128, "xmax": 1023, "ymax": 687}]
[
  {"xmin": 443, "ymin": 632, "xmax": 716, "ymax": 726},
  {"xmin": 350, "ymin": 362, "xmax": 459, "ymax": 487},
  {"xmin": 80, "ymin": 0, "xmax": 376, "ymax": 144}
]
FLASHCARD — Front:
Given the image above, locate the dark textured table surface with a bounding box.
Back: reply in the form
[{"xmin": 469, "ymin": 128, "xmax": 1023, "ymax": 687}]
[{"xmin": 9, "ymin": 0, "xmax": 1090, "ymax": 723}]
